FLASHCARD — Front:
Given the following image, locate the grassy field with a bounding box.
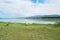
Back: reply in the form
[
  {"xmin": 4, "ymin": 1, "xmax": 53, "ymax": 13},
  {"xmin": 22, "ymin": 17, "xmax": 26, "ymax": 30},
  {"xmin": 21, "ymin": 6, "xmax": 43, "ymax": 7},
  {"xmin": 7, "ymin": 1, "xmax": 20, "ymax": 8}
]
[{"xmin": 0, "ymin": 22, "xmax": 60, "ymax": 40}]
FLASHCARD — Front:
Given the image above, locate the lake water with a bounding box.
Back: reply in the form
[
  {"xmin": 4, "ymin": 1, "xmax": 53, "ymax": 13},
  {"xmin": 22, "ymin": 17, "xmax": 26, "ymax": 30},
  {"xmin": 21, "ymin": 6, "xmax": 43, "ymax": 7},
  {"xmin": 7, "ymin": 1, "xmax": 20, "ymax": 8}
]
[{"xmin": 0, "ymin": 18, "xmax": 60, "ymax": 24}]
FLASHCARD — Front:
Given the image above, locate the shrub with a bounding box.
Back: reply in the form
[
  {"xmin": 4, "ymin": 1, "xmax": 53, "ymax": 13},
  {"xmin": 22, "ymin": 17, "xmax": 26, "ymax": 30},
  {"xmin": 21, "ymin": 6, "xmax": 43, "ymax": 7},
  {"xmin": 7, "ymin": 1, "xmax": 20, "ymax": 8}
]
[{"xmin": 55, "ymin": 21, "xmax": 60, "ymax": 27}]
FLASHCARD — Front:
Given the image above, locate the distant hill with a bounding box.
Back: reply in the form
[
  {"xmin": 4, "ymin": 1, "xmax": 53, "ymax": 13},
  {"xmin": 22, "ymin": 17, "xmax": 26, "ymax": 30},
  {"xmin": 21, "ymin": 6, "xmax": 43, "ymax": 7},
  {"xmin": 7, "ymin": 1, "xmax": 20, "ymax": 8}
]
[
  {"xmin": 26, "ymin": 15, "xmax": 60, "ymax": 19},
  {"xmin": 0, "ymin": 15, "xmax": 60, "ymax": 19}
]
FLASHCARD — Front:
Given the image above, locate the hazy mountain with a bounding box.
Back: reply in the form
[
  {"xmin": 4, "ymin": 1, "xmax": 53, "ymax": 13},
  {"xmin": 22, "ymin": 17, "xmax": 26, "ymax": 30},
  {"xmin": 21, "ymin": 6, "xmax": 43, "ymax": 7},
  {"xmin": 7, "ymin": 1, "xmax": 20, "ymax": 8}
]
[
  {"xmin": 26, "ymin": 15, "xmax": 60, "ymax": 19},
  {"xmin": 1, "ymin": 14, "xmax": 60, "ymax": 19}
]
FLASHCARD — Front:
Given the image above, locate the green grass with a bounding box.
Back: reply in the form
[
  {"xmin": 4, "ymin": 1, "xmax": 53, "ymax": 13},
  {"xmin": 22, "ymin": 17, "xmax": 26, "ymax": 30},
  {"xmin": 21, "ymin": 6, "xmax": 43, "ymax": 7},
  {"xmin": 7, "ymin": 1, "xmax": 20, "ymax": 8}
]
[{"xmin": 0, "ymin": 22, "xmax": 60, "ymax": 40}]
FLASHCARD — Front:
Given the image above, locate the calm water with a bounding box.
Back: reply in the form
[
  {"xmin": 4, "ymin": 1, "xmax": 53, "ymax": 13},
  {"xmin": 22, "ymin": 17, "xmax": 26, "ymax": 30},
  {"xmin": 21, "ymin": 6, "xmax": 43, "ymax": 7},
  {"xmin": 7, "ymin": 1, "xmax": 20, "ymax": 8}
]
[{"xmin": 0, "ymin": 18, "xmax": 60, "ymax": 24}]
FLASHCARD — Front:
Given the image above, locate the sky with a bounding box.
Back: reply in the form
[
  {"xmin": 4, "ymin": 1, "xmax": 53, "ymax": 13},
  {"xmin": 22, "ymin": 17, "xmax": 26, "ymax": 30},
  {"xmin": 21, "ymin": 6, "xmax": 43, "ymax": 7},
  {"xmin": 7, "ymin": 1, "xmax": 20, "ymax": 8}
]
[{"xmin": 0, "ymin": 0, "xmax": 60, "ymax": 18}]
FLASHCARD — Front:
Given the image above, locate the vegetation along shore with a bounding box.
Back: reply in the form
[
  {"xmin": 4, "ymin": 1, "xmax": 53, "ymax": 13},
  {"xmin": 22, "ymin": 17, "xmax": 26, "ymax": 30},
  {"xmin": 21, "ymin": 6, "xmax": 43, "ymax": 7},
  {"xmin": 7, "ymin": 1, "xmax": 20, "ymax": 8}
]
[{"xmin": 0, "ymin": 22, "xmax": 60, "ymax": 40}]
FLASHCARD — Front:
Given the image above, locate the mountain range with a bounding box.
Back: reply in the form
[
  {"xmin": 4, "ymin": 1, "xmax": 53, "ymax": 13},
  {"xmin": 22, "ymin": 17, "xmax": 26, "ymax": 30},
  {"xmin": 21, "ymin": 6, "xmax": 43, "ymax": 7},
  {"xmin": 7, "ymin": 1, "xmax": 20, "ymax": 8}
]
[
  {"xmin": 25, "ymin": 14, "xmax": 60, "ymax": 19},
  {"xmin": 0, "ymin": 14, "xmax": 60, "ymax": 19}
]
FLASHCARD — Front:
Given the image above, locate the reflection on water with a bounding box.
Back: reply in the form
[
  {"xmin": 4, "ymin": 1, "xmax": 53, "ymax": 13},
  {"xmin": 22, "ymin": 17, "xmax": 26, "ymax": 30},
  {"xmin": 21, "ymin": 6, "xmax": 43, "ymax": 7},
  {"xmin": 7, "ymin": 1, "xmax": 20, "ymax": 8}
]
[{"xmin": 0, "ymin": 18, "xmax": 60, "ymax": 24}]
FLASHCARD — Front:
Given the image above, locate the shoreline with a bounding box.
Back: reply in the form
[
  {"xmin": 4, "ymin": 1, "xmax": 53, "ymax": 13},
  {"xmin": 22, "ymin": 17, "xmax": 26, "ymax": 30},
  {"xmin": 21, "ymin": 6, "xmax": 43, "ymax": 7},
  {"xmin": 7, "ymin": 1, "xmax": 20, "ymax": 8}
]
[{"xmin": 0, "ymin": 21, "xmax": 56, "ymax": 24}]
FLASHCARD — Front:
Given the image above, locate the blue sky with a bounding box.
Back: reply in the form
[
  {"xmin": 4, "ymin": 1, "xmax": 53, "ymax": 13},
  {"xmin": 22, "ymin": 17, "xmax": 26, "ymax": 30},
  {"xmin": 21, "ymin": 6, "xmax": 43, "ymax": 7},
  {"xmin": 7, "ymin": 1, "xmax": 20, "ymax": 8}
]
[
  {"xmin": 31, "ymin": 0, "xmax": 36, "ymax": 3},
  {"xmin": 0, "ymin": 0, "xmax": 60, "ymax": 18},
  {"xmin": 31, "ymin": 0, "xmax": 45, "ymax": 3},
  {"xmin": 38, "ymin": 0, "xmax": 45, "ymax": 3}
]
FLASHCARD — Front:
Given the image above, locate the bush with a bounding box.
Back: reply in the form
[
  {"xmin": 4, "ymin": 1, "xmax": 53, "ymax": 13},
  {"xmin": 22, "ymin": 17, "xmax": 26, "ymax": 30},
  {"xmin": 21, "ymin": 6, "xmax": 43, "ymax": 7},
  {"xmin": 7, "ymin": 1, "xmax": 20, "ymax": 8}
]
[{"xmin": 55, "ymin": 21, "xmax": 60, "ymax": 26}]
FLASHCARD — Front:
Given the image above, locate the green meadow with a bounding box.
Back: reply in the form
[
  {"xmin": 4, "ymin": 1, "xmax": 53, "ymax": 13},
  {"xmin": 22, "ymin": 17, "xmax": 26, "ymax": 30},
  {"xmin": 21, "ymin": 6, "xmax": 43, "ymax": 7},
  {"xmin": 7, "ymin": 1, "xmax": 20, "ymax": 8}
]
[{"xmin": 0, "ymin": 22, "xmax": 60, "ymax": 40}]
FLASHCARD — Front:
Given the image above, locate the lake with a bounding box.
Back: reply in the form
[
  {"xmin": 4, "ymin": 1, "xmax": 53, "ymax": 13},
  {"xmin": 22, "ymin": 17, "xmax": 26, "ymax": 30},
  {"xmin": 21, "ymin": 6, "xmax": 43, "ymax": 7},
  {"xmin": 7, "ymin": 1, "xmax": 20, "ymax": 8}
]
[{"xmin": 0, "ymin": 18, "xmax": 60, "ymax": 24}]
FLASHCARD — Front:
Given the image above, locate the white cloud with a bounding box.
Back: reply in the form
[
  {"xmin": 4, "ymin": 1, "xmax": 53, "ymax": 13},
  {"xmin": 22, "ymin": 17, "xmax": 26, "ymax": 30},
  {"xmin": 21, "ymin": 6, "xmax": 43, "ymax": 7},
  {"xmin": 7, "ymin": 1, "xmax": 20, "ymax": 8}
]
[{"xmin": 0, "ymin": 0, "xmax": 60, "ymax": 18}]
